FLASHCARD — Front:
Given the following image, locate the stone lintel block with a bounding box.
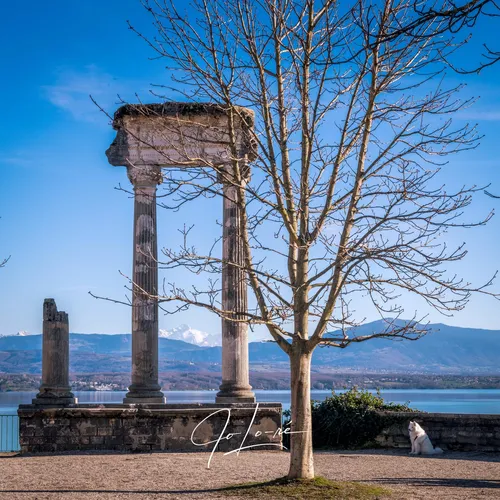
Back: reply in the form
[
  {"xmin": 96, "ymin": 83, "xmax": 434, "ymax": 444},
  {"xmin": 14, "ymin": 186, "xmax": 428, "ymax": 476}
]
[
  {"xmin": 79, "ymin": 425, "xmax": 98, "ymax": 437},
  {"xmin": 42, "ymin": 426, "xmax": 58, "ymax": 438},
  {"xmin": 33, "ymin": 426, "xmax": 47, "ymax": 437},
  {"xmin": 97, "ymin": 427, "xmax": 114, "ymax": 436},
  {"xmin": 95, "ymin": 417, "xmax": 116, "ymax": 428},
  {"xmin": 133, "ymin": 444, "xmax": 153, "ymax": 452},
  {"xmin": 34, "ymin": 444, "xmax": 58, "ymax": 453},
  {"xmin": 21, "ymin": 427, "xmax": 37, "ymax": 437},
  {"xmin": 107, "ymin": 102, "xmax": 257, "ymax": 170},
  {"xmin": 104, "ymin": 436, "xmax": 125, "ymax": 446},
  {"xmin": 55, "ymin": 436, "xmax": 80, "ymax": 445},
  {"xmin": 28, "ymin": 437, "xmax": 47, "ymax": 446}
]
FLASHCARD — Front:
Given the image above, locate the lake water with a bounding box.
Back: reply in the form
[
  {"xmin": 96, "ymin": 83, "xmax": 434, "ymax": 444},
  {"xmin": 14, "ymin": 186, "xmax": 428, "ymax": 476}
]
[
  {"xmin": 1, "ymin": 389, "xmax": 500, "ymax": 414},
  {"xmin": 2, "ymin": 389, "xmax": 499, "ymax": 451}
]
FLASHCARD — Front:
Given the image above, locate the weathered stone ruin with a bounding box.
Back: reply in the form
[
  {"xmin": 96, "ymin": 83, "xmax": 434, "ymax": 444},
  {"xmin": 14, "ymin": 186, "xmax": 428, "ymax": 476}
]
[
  {"xmin": 18, "ymin": 103, "xmax": 281, "ymax": 453},
  {"xmin": 106, "ymin": 103, "xmax": 257, "ymax": 404},
  {"xmin": 32, "ymin": 299, "xmax": 76, "ymax": 406}
]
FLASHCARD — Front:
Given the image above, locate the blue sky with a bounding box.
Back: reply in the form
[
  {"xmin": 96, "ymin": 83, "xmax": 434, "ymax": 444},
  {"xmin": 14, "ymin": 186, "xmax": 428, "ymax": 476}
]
[{"xmin": 1, "ymin": 1, "xmax": 500, "ymax": 337}]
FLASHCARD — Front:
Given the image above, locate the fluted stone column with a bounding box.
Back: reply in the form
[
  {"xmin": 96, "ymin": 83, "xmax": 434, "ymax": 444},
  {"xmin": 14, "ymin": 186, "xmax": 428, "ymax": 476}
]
[
  {"xmin": 33, "ymin": 299, "xmax": 76, "ymax": 406},
  {"xmin": 106, "ymin": 103, "xmax": 257, "ymax": 405},
  {"xmin": 216, "ymin": 181, "xmax": 255, "ymax": 403},
  {"xmin": 123, "ymin": 165, "xmax": 166, "ymax": 404}
]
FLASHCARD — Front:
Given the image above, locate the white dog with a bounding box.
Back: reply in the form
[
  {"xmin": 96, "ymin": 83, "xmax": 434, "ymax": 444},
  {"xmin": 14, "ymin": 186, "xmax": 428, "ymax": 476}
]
[{"xmin": 408, "ymin": 421, "xmax": 443, "ymax": 455}]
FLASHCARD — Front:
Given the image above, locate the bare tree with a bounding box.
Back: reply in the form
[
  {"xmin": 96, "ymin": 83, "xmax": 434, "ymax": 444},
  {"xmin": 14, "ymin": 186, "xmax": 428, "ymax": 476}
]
[
  {"xmin": 485, "ymin": 190, "xmax": 500, "ymax": 198},
  {"xmin": 123, "ymin": 0, "xmax": 500, "ymax": 479},
  {"xmin": 0, "ymin": 218, "xmax": 9, "ymax": 268},
  {"xmin": 0, "ymin": 249, "xmax": 8, "ymax": 268}
]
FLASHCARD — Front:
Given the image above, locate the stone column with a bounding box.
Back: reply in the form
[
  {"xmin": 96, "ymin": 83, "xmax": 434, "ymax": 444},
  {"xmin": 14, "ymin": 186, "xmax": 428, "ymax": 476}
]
[
  {"xmin": 216, "ymin": 181, "xmax": 255, "ymax": 403},
  {"xmin": 123, "ymin": 165, "xmax": 166, "ymax": 404},
  {"xmin": 33, "ymin": 299, "xmax": 76, "ymax": 405}
]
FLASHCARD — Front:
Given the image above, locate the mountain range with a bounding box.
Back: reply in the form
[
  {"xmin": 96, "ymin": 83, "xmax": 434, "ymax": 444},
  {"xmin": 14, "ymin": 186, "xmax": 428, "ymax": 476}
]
[
  {"xmin": 158, "ymin": 324, "xmax": 220, "ymax": 346},
  {"xmin": 0, "ymin": 320, "xmax": 499, "ymax": 375},
  {"xmin": 2, "ymin": 325, "xmax": 220, "ymax": 347}
]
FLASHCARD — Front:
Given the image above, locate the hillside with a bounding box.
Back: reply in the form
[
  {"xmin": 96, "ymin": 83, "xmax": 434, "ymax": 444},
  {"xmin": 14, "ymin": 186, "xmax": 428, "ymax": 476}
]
[{"xmin": 0, "ymin": 320, "xmax": 499, "ymax": 375}]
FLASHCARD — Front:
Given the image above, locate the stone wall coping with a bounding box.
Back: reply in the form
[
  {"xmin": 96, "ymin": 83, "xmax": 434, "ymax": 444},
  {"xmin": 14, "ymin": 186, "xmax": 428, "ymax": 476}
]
[
  {"xmin": 18, "ymin": 402, "xmax": 282, "ymax": 418},
  {"xmin": 19, "ymin": 402, "xmax": 282, "ymax": 410},
  {"xmin": 375, "ymin": 410, "xmax": 500, "ymax": 420}
]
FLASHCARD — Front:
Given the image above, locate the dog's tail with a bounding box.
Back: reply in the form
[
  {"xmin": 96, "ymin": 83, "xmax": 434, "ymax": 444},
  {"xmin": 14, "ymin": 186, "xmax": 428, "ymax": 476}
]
[{"xmin": 432, "ymin": 447, "xmax": 444, "ymax": 454}]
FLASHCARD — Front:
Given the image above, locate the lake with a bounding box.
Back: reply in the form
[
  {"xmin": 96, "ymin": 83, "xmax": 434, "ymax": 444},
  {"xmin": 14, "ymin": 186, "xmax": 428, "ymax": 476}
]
[
  {"xmin": 2, "ymin": 389, "xmax": 500, "ymax": 414},
  {"xmin": 2, "ymin": 389, "xmax": 499, "ymax": 451}
]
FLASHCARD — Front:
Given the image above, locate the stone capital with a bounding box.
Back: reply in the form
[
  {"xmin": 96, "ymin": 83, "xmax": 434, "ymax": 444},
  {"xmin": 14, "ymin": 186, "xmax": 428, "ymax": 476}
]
[{"xmin": 126, "ymin": 165, "xmax": 163, "ymax": 188}]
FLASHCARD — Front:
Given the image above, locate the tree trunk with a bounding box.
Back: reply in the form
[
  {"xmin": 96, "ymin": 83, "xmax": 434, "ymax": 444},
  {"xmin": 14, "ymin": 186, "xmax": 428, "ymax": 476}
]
[{"xmin": 287, "ymin": 347, "xmax": 314, "ymax": 479}]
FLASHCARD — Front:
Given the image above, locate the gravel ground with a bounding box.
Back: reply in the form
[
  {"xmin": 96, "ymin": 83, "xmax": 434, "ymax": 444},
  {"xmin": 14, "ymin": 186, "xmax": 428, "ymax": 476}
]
[{"xmin": 0, "ymin": 449, "xmax": 499, "ymax": 499}]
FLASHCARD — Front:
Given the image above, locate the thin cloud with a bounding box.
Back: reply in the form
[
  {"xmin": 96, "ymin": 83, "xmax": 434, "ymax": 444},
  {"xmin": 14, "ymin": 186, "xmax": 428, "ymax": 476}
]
[
  {"xmin": 0, "ymin": 156, "xmax": 34, "ymax": 167},
  {"xmin": 42, "ymin": 65, "xmax": 152, "ymax": 123},
  {"xmin": 58, "ymin": 285, "xmax": 99, "ymax": 292},
  {"xmin": 456, "ymin": 109, "xmax": 500, "ymax": 121}
]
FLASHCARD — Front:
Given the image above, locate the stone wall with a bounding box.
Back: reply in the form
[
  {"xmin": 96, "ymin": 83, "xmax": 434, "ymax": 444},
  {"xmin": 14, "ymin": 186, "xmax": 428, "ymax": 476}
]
[
  {"xmin": 375, "ymin": 412, "xmax": 500, "ymax": 452},
  {"xmin": 19, "ymin": 406, "xmax": 500, "ymax": 454},
  {"xmin": 18, "ymin": 403, "xmax": 282, "ymax": 453}
]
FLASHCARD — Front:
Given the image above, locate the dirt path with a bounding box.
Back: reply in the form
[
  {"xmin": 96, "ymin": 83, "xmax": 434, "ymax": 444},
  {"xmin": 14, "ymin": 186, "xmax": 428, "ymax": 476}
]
[{"xmin": 0, "ymin": 449, "xmax": 498, "ymax": 499}]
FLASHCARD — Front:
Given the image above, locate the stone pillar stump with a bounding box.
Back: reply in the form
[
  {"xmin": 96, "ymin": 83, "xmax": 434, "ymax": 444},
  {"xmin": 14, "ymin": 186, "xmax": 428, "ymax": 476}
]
[{"xmin": 33, "ymin": 299, "xmax": 76, "ymax": 406}]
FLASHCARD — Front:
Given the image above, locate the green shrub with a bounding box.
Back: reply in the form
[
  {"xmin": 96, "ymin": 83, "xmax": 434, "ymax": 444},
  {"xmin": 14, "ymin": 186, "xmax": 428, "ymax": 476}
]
[{"xmin": 283, "ymin": 387, "xmax": 418, "ymax": 449}]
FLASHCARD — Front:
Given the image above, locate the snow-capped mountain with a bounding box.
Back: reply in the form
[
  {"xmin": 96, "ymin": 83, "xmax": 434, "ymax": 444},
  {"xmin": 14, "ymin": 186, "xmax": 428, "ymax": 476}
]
[
  {"xmin": 0, "ymin": 330, "xmax": 32, "ymax": 338},
  {"xmin": 159, "ymin": 324, "xmax": 220, "ymax": 347}
]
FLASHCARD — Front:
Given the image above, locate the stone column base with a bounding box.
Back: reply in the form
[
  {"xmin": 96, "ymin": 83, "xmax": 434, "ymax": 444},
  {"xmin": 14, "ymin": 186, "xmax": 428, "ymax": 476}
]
[
  {"xmin": 216, "ymin": 384, "xmax": 256, "ymax": 403},
  {"xmin": 215, "ymin": 394, "xmax": 256, "ymax": 403},
  {"xmin": 123, "ymin": 386, "xmax": 165, "ymax": 405},
  {"xmin": 123, "ymin": 396, "xmax": 167, "ymax": 404}
]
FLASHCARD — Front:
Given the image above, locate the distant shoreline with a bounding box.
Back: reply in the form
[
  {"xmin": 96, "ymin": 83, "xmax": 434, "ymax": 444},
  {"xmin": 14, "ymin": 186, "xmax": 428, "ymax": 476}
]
[{"xmin": 2, "ymin": 372, "xmax": 500, "ymax": 392}]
